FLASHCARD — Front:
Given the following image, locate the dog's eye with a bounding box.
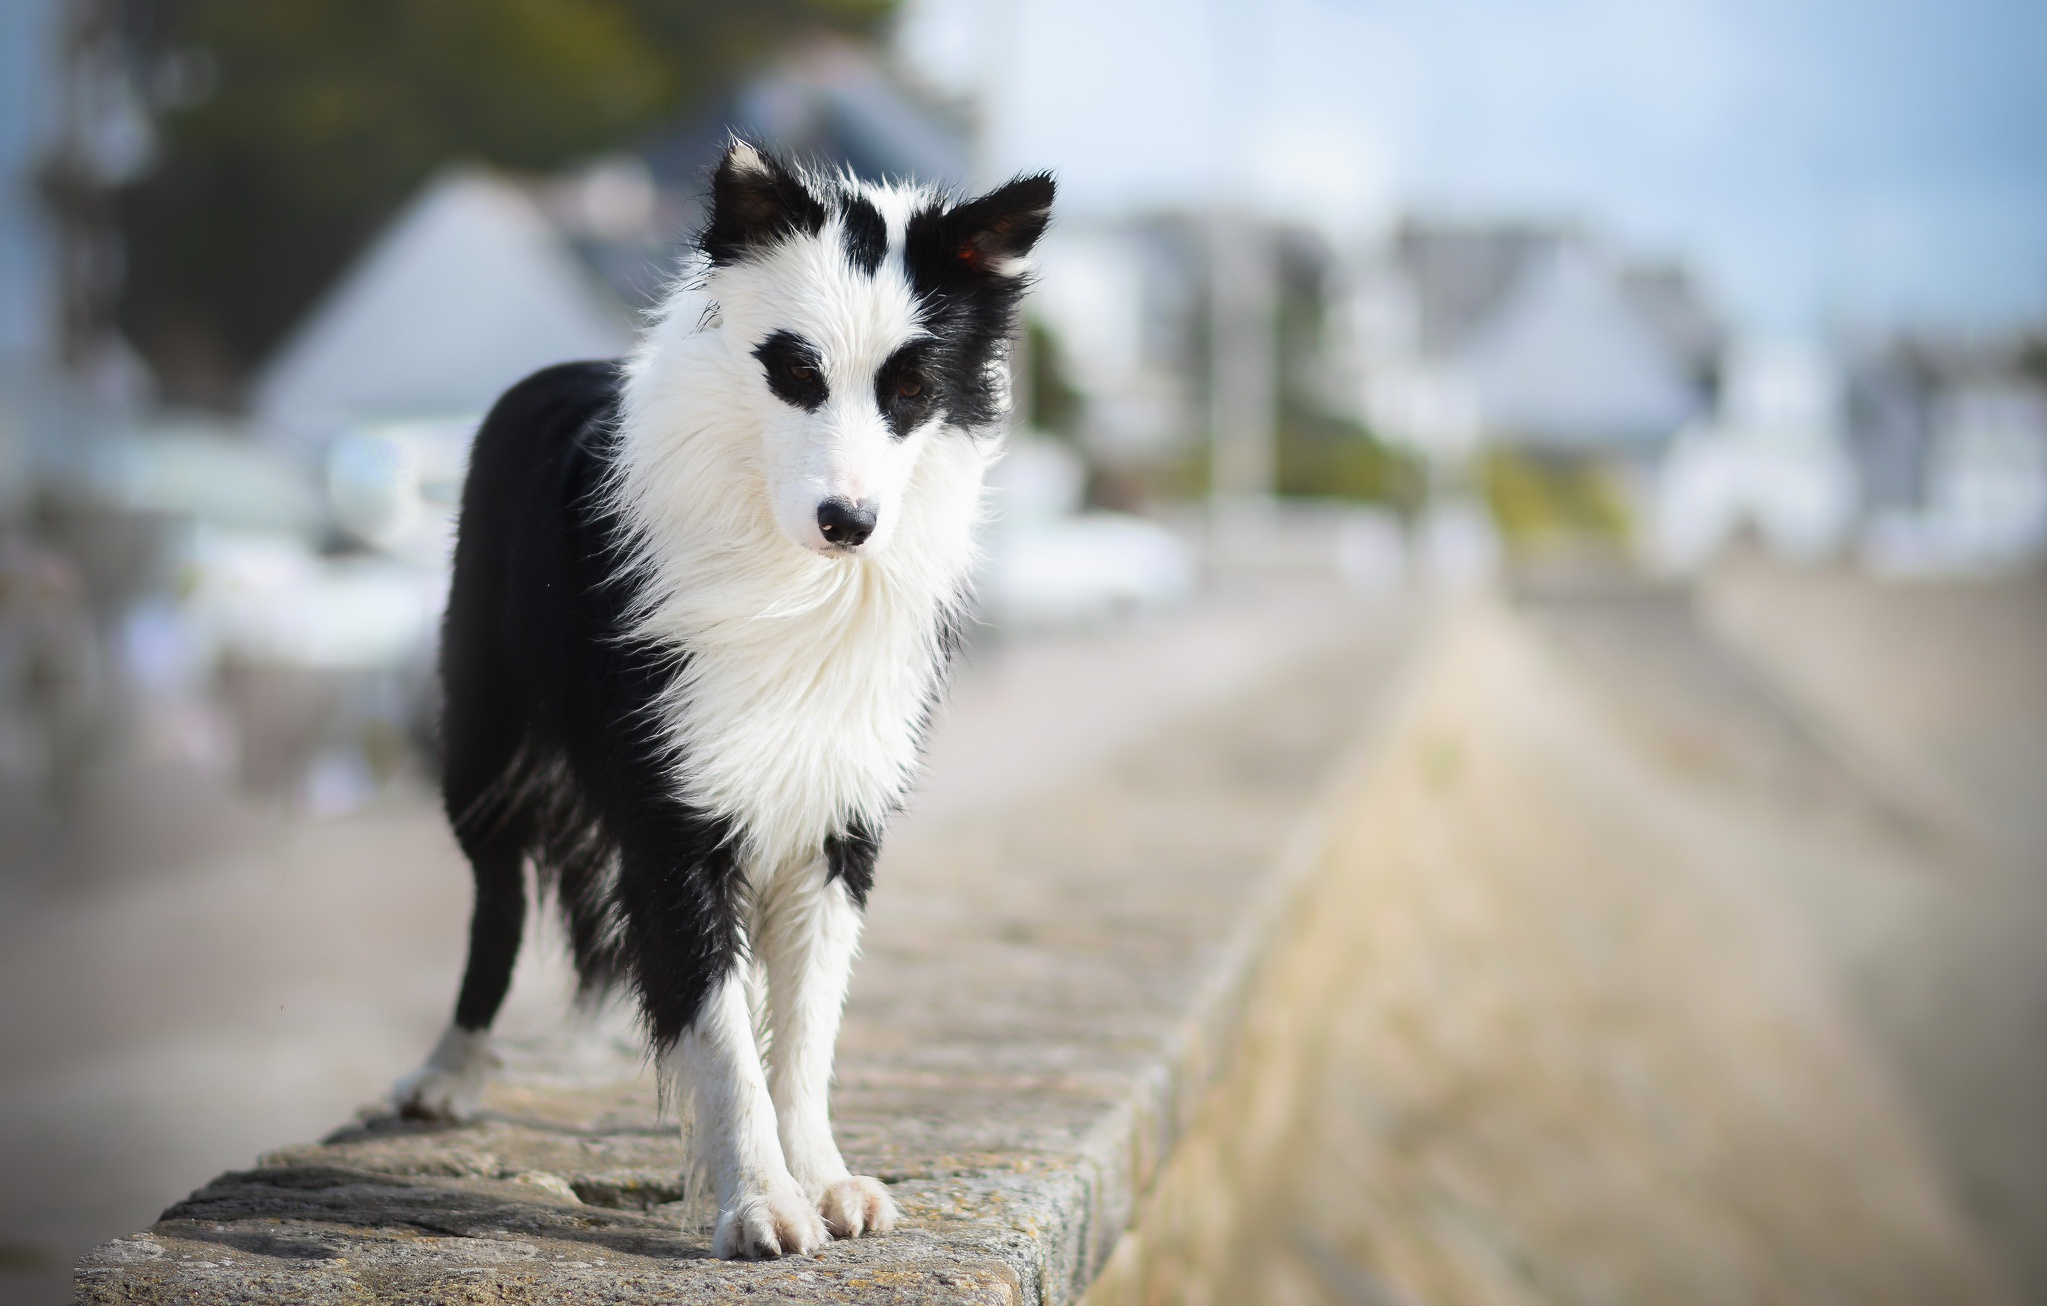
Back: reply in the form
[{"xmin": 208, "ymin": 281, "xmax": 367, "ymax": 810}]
[{"xmin": 896, "ymin": 378, "xmax": 923, "ymax": 399}]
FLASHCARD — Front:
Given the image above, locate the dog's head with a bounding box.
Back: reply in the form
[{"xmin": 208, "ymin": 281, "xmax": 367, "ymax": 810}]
[{"xmin": 697, "ymin": 141, "xmax": 1053, "ymax": 558}]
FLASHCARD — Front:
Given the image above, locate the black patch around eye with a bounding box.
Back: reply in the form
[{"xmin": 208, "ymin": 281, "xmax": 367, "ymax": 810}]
[
  {"xmin": 875, "ymin": 342, "xmax": 937, "ymax": 438},
  {"xmin": 840, "ymin": 195, "xmax": 887, "ymax": 276},
  {"xmin": 754, "ymin": 330, "xmax": 828, "ymax": 411}
]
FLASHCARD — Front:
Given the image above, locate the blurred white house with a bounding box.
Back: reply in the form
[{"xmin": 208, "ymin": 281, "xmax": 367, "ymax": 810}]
[
  {"xmin": 1651, "ymin": 339, "xmax": 1858, "ymax": 572},
  {"xmin": 253, "ymin": 168, "xmax": 637, "ymax": 448},
  {"xmin": 1846, "ymin": 341, "xmax": 2047, "ymax": 576},
  {"xmin": 1343, "ymin": 222, "xmax": 1719, "ymax": 461}
]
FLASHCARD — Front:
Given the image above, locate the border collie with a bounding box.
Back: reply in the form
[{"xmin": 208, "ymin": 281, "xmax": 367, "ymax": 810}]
[{"xmin": 390, "ymin": 141, "xmax": 1053, "ymax": 1259}]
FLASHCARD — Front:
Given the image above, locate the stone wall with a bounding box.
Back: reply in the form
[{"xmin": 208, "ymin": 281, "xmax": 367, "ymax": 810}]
[{"xmin": 76, "ymin": 609, "xmax": 1417, "ymax": 1304}]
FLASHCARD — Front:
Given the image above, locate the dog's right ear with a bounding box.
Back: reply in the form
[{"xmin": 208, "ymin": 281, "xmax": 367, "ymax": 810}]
[{"xmin": 701, "ymin": 141, "xmax": 827, "ymax": 266}]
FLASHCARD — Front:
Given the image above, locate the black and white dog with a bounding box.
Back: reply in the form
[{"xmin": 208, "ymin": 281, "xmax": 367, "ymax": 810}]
[{"xmin": 390, "ymin": 141, "xmax": 1053, "ymax": 1259}]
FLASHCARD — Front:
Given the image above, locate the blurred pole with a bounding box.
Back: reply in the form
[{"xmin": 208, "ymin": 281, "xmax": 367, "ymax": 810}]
[
  {"xmin": 49, "ymin": 0, "xmax": 150, "ymax": 377},
  {"xmin": 1208, "ymin": 212, "xmax": 1277, "ymax": 550},
  {"xmin": 1206, "ymin": 0, "xmax": 1276, "ymax": 564},
  {"xmin": 51, "ymin": 0, "xmax": 102, "ymax": 371}
]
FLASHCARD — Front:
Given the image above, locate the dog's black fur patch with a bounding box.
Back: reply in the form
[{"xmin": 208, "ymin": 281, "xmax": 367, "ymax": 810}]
[
  {"xmin": 440, "ymin": 360, "xmax": 753, "ymax": 1051},
  {"xmin": 839, "ymin": 193, "xmax": 888, "ymax": 276},
  {"xmin": 874, "ymin": 342, "xmax": 935, "ymax": 438}
]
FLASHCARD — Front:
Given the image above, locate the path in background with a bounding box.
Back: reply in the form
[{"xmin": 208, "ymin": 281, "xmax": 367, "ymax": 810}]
[
  {"xmin": 1094, "ymin": 596, "xmax": 2009, "ymax": 1306},
  {"xmin": 1701, "ymin": 562, "xmax": 2047, "ymax": 1303},
  {"xmin": 1505, "ymin": 563, "xmax": 2047, "ymax": 1303},
  {"xmin": 0, "ymin": 579, "xmax": 1394, "ymax": 1306}
]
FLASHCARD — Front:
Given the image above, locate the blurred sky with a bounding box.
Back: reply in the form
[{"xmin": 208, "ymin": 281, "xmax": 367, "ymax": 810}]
[{"xmin": 898, "ymin": 0, "xmax": 2047, "ymax": 337}]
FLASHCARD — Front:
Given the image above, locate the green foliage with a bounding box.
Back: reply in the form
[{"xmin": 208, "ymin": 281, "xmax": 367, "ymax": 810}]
[
  {"xmin": 1275, "ymin": 403, "xmax": 1423, "ymax": 515},
  {"xmin": 1479, "ymin": 448, "xmax": 1633, "ymax": 552},
  {"xmin": 116, "ymin": 0, "xmax": 896, "ymax": 404},
  {"xmin": 1023, "ymin": 318, "xmax": 1085, "ymax": 439},
  {"xmin": 1267, "ymin": 229, "xmax": 1422, "ymax": 512}
]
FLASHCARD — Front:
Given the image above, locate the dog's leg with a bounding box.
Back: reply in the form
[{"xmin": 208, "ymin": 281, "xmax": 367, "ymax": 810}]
[
  {"xmin": 666, "ymin": 967, "xmax": 829, "ymax": 1258},
  {"xmin": 399, "ymin": 634, "xmax": 527, "ymax": 1123},
  {"xmin": 393, "ymin": 836, "xmax": 522, "ymax": 1121},
  {"xmin": 756, "ymin": 851, "xmax": 899, "ymax": 1239}
]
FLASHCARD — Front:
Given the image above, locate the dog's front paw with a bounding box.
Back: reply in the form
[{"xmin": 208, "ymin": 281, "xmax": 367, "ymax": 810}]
[
  {"xmin": 390, "ymin": 1026, "xmax": 493, "ymax": 1122},
  {"xmin": 391, "ymin": 1064, "xmax": 482, "ymax": 1122},
  {"xmin": 714, "ymin": 1182, "xmax": 829, "ymax": 1259},
  {"xmin": 817, "ymin": 1175, "xmax": 897, "ymax": 1239}
]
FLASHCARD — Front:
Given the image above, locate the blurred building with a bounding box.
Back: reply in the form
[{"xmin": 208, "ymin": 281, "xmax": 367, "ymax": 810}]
[
  {"xmin": 644, "ymin": 35, "xmax": 971, "ymax": 224},
  {"xmin": 1651, "ymin": 338, "xmax": 1858, "ymax": 572},
  {"xmin": 1030, "ymin": 217, "xmax": 1206, "ymax": 469},
  {"xmin": 252, "ymin": 169, "xmax": 637, "ymax": 450},
  {"xmin": 1346, "ymin": 221, "xmax": 1721, "ymax": 459},
  {"xmin": 1848, "ymin": 338, "xmax": 2047, "ymax": 575}
]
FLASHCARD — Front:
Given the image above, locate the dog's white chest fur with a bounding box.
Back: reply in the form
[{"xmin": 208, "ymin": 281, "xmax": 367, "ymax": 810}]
[{"xmin": 613, "ymin": 315, "xmax": 992, "ymax": 873}]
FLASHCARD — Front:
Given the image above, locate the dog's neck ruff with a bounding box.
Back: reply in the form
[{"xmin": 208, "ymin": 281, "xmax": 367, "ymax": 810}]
[{"xmin": 611, "ymin": 182, "xmax": 1000, "ymax": 874}]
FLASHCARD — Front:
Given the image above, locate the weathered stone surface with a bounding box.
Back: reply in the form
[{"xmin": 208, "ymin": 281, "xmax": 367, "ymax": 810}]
[{"xmin": 77, "ymin": 605, "xmax": 1413, "ymax": 1304}]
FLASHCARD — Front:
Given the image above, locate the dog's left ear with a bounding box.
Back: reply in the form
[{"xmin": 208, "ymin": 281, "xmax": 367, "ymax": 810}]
[
  {"xmin": 914, "ymin": 174, "xmax": 1056, "ymax": 280},
  {"xmin": 701, "ymin": 140, "xmax": 828, "ymax": 266}
]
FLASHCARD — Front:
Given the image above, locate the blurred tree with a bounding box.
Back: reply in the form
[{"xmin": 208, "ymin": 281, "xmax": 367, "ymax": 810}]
[
  {"xmin": 1275, "ymin": 403, "xmax": 1421, "ymax": 513},
  {"xmin": 2019, "ymin": 333, "xmax": 2047, "ymax": 389},
  {"xmin": 1023, "ymin": 317, "xmax": 1084, "ymax": 439},
  {"xmin": 1271, "ymin": 230, "xmax": 1421, "ymax": 514},
  {"xmin": 112, "ymin": 0, "xmax": 896, "ymax": 407}
]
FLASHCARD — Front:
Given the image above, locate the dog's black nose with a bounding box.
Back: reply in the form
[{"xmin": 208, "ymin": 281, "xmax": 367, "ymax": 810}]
[{"xmin": 816, "ymin": 497, "xmax": 878, "ymax": 548}]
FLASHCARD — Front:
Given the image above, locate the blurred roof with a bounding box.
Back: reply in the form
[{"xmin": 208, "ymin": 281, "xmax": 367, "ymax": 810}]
[
  {"xmin": 1394, "ymin": 222, "xmax": 1565, "ymax": 357},
  {"xmin": 1380, "ymin": 219, "xmax": 1719, "ymax": 449},
  {"xmin": 251, "ymin": 169, "xmax": 634, "ymax": 439},
  {"xmin": 1457, "ymin": 243, "xmax": 1703, "ymax": 449}
]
